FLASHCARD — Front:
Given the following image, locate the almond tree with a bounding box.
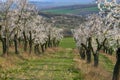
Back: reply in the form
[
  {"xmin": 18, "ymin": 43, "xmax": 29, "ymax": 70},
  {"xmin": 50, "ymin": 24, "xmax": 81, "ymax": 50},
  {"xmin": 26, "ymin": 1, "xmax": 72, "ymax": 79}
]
[
  {"xmin": 0, "ymin": 0, "xmax": 14, "ymax": 56},
  {"xmin": 72, "ymin": 12, "xmax": 119, "ymax": 67},
  {"xmin": 26, "ymin": 15, "xmax": 63, "ymax": 54},
  {"xmin": 97, "ymin": 0, "xmax": 120, "ymax": 79},
  {"xmin": 0, "ymin": 0, "xmax": 63, "ymax": 56}
]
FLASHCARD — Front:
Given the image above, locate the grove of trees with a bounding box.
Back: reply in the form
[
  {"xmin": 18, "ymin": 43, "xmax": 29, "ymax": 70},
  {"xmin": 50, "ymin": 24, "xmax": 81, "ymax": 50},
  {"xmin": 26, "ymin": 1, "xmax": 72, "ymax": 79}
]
[
  {"xmin": 0, "ymin": 0, "xmax": 63, "ymax": 56},
  {"xmin": 0, "ymin": 0, "xmax": 120, "ymax": 80},
  {"xmin": 72, "ymin": 0, "xmax": 120, "ymax": 79}
]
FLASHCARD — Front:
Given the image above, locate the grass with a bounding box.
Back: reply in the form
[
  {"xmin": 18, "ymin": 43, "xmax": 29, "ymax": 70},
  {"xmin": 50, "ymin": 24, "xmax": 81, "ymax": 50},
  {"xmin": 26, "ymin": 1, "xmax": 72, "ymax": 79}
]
[
  {"xmin": 41, "ymin": 7, "xmax": 99, "ymax": 15},
  {"xmin": 99, "ymin": 54, "xmax": 114, "ymax": 72},
  {"xmin": 42, "ymin": 8, "xmax": 75, "ymax": 14},
  {"xmin": 83, "ymin": 7, "xmax": 99, "ymax": 11},
  {"xmin": 0, "ymin": 37, "xmax": 116, "ymax": 80},
  {"xmin": 0, "ymin": 48, "xmax": 83, "ymax": 80},
  {"xmin": 74, "ymin": 50, "xmax": 115, "ymax": 80},
  {"xmin": 59, "ymin": 37, "xmax": 76, "ymax": 48}
]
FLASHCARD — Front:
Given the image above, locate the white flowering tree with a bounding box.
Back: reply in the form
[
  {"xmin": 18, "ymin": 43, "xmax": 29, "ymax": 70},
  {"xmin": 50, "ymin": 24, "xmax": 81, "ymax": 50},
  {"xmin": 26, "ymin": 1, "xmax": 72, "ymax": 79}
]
[
  {"xmin": 73, "ymin": 0, "xmax": 120, "ymax": 67},
  {"xmin": 0, "ymin": 0, "xmax": 35, "ymax": 54},
  {"xmin": 0, "ymin": 0, "xmax": 63, "ymax": 55},
  {"xmin": 72, "ymin": 14, "xmax": 105, "ymax": 66},
  {"xmin": 97, "ymin": 0, "xmax": 120, "ymax": 79},
  {"xmin": 46, "ymin": 25, "xmax": 63, "ymax": 48},
  {"xmin": 0, "ymin": 0, "xmax": 15, "ymax": 56}
]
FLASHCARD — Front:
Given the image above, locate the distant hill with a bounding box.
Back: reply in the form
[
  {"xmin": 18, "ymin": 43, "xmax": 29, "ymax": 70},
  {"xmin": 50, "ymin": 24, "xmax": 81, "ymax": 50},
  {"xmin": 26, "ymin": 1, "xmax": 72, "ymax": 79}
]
[
  {"xmin": 29, "ymin": 1, "xmax": 94, "ymax": 10},
  {"xmin": 41, "ymin": 4, "xmax": 99, "ymax": 16},
  {"xmin": 29, "ymin": 1, "xmax": 96, "ymax": 10},
  {"xmin": 29, "ymin": 1, "xmax": 99, "ymax": 16},
  {"xmin": 38, "ymin": 12, "xmax": 86, "ymax": 36}
]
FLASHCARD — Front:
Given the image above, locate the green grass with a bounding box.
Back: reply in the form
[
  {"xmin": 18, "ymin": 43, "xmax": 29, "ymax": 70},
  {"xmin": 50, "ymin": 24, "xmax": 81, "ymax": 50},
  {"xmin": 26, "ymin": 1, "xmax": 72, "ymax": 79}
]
[
  {"xmin": 41, "ymin": 7, "xmax": 99, "ymax": 15},
  {"xmin": 59, "ymin": 37, "xmax": 76, "ymax": 48},
  {"xmin": 0, "ymin": 48, "xmax": 83, "ymax": 80},
  {"xmin": 42, "ymin": 8, "xmax": 75, "ymax": 14},
  {"xmin": 99, "ymin": 54, "xmax": 114, "ymax": 72},
  {"xmin": 83, "ymin": 7, "xmax": 99, "ymax": 11}
]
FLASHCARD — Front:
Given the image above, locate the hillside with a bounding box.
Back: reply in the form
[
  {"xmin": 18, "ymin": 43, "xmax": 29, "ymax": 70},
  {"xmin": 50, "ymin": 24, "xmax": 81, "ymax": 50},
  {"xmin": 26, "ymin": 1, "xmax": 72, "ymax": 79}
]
[
  {"xmin": 38, "ymin": 12, "xmax": 86, "ymax": 37},
  {"xmin": 29, "ymin": 0, "xmax": 95, "ymax": 10},
  {"xmin": 41, "ymin": 4, "xmax": 99, "ymax": 16}
]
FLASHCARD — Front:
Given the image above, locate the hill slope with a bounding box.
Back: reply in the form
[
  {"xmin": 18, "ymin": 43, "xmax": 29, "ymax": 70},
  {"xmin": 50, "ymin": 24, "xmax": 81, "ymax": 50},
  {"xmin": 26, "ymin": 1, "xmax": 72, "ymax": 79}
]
[{"xmin": 41, "ymin": 4, "xmax": 99, "ymax": 15}]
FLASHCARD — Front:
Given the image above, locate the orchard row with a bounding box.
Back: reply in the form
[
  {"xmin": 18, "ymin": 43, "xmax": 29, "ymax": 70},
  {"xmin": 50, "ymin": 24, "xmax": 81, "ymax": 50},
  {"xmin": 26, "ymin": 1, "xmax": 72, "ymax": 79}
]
[
  {"xmin": 0, "ymin": 0, "xmax": 63, "ymax": 55},
  {"xmin": 72, "ymin": 0, "xmax": 120, "ymax": 80}
]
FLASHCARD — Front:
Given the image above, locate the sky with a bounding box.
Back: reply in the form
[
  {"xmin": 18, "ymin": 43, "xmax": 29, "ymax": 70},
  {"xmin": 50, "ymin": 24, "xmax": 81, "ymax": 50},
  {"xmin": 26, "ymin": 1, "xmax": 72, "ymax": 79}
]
[{"xmin": 29, "ymin": 0, "xmax": 95, "ymax": 4}]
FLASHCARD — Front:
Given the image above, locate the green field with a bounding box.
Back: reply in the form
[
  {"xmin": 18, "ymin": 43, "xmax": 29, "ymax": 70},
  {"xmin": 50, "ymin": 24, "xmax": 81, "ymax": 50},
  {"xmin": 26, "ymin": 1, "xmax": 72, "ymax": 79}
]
[
  {"xmin": 59, "ymin": 37, "xmax": 76, "ymax": 48},
  {"xmin": 41, "ymin": 7, "xmax": 99, "ymax": 15}
]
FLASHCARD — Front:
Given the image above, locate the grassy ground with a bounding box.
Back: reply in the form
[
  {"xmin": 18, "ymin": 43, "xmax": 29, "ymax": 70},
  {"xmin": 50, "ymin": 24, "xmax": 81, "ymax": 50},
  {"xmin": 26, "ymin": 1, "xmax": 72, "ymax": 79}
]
[
  {"xmin": 59, "ymin": 37, "xmax": 76, "ymax": 48},
  {"xmin": 0, "ymin": 37, "xmax": 116, "ymax": 80},
  {"xmin": 0, "ymin": 38, "xmax": 83, "ymax": 80},
  {"xmin": 74, "ymin": 50, "xmax": 115, "ymax": 80},
  {"xmin": 99, "ymin": 54, "xmax": 114, "ymax": 72},
  {"xmin": 0, "ymin": 48, "xmax": 83, "ymax": 80}
]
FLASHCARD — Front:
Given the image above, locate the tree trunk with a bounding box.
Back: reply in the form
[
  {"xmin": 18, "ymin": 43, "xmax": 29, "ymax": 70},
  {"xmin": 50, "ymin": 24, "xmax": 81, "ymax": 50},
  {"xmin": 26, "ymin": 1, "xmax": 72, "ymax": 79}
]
[
  {"xmin": 53, "ymin": 38, "xmax": 56, "ymax": 47},
  {"xmin": 108, "ymin": 47, "xmax": 113, "ymax": 55},
  {"xmin": 14, "ymin": 34, "xmax": 19, "ymax": 54},
  {"xmin": 1, "ymin": 38, "xmax": 7, "ymax": 55},
  {"xmin": 87, "ymin": 37, "xmax": 92, "ymax": 63},
  {"xmin": 112, "ymin": 48, "xmax": 120, "ymax": 80},
  {"xmin": 93, "ymin": 38, "xmax": 103, "ymax": 67},
  {"xmin": 34, "ymin": 45, "xmax": 37, "ymax": 54},
  {"xmin": 86, "ymin": 50, "xmax": 91, "ymax": 63},
  {"xmin": 93, "ymin": 51, "xmax": 99, "ymax": 67},
  {"xmin": 41, "ymin": 44, "xmax": 45, "ymax": 53},
  {"xmin": 29, "ymin": 31, "xmax": 32, "ymax": 54},
  {"xmin": 6, "ymin": 36, "xmax": 9, "ymax": 56},
  {"xmin": 79, "ymin": 47, "xmax": 85, "ymax": 60},
  {"xmin": 116, "ymin": 40, "xmax": 119, "ymax": 48},
  {"xmin": 36, "ymin": 44, "xmax": 40, "ymax": 54},
  {"xmin": 23, "ymin": 31, "xmax": 27, "ymax": 52},
  {"xmin": 34, "ymin": 44, "xmax": 40, "ymax": 54},
  {"xmin": 48, "ymin": 35, "xmax": 51, "ymax": 47},
  {"xmin": 1, "ymin": 38, "xmax": 9, "ymax": 56},
  {"xmin": 45, "ymin": 41, "xmax": 48, "ymax": 49},
  {"xmin": 81, "ymin": 43, "xmax": 91, "ymax": 63}
]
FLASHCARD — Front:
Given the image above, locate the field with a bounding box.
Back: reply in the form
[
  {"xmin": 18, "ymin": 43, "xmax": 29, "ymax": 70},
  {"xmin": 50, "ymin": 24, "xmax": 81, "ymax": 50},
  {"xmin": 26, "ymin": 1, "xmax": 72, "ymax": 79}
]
[
  {"xmin": 41, "ymin": 7, "xmax": 99, "ymax": 15},
  {"xmin": 0, "ymin": 37, "xmax": 116, "ymax": 80},
  {"xmin": 59, "ymin": 37, "xmax": 76, "ymax": 48}
]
